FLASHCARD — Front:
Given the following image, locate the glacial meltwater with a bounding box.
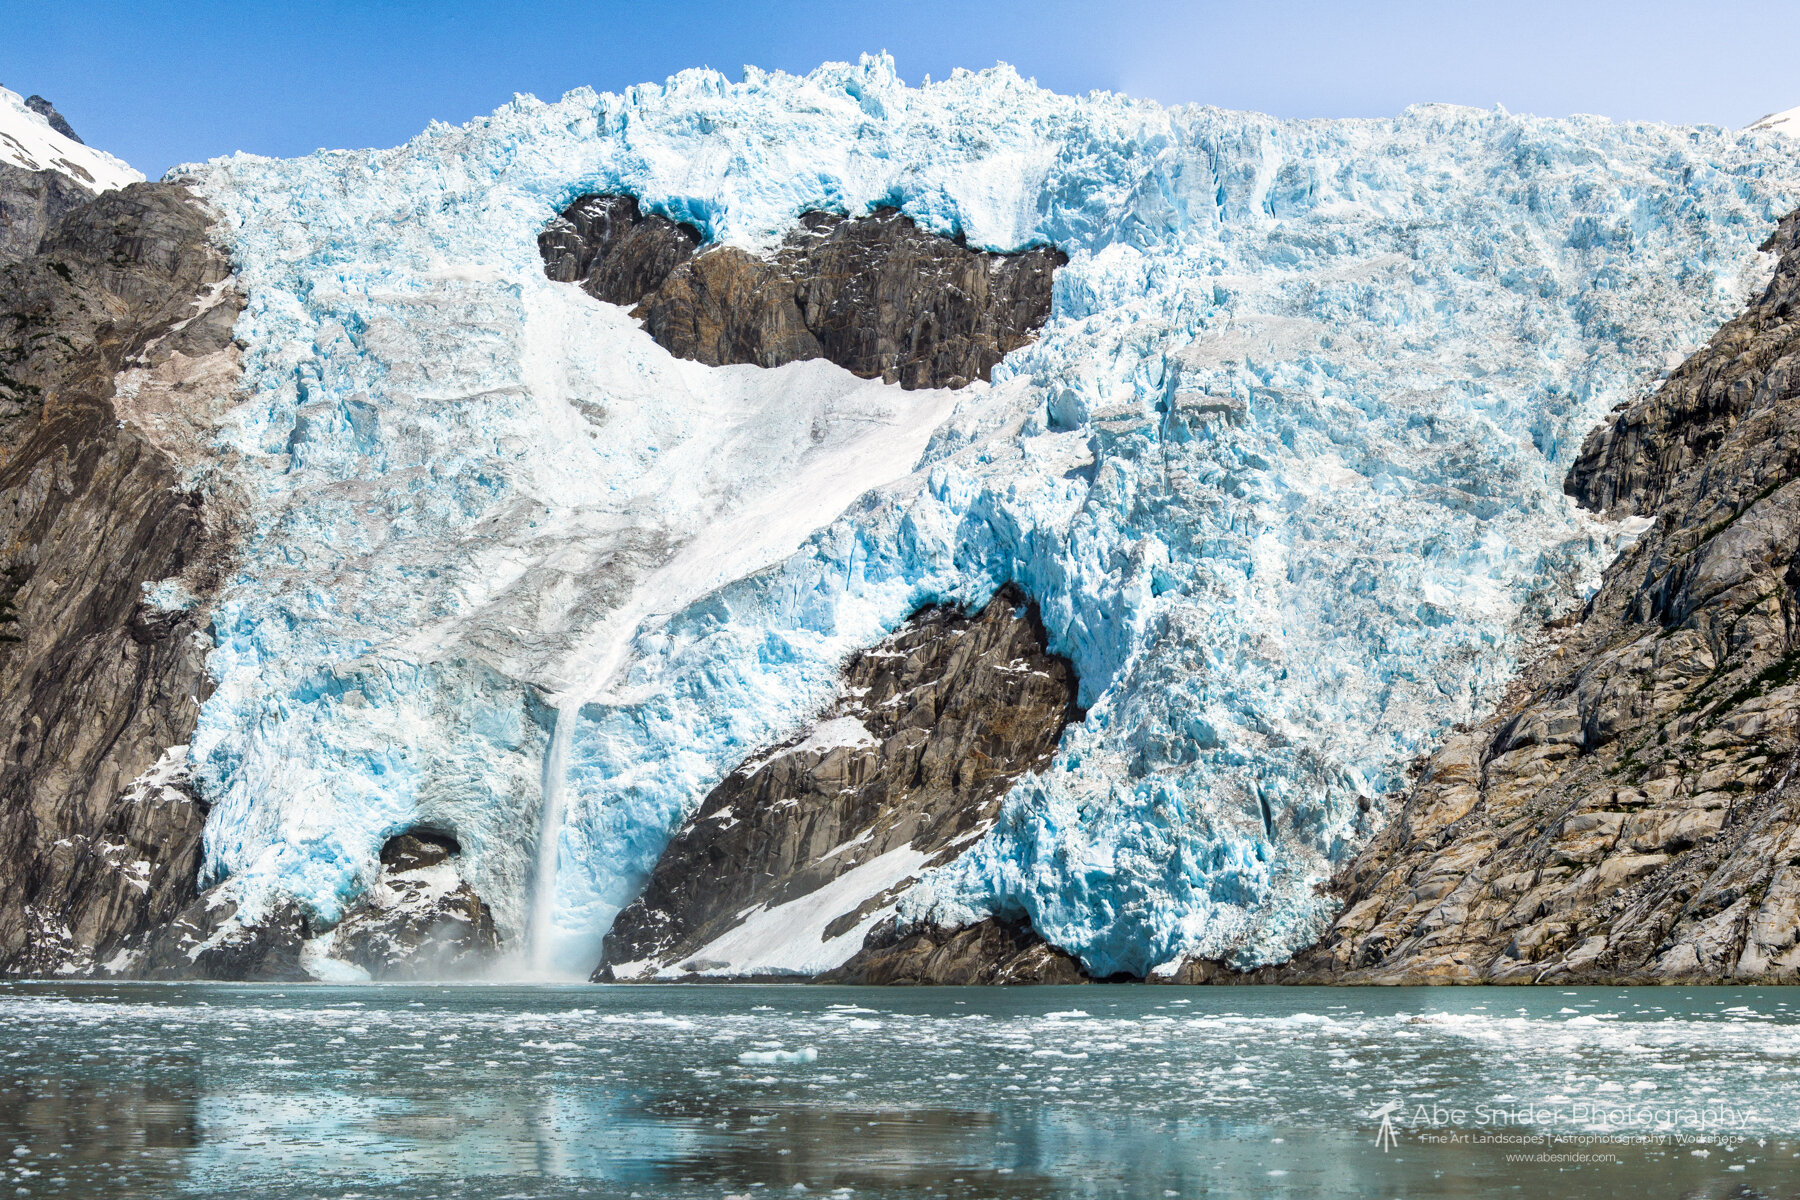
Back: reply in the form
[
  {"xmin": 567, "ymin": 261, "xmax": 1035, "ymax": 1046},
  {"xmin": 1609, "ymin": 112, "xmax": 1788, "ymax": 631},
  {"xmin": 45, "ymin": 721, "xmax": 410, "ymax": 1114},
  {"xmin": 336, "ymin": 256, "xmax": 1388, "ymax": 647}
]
[{"xmin": 4, "ymin": 984, "xmax": 1799, "ymax": 1199}]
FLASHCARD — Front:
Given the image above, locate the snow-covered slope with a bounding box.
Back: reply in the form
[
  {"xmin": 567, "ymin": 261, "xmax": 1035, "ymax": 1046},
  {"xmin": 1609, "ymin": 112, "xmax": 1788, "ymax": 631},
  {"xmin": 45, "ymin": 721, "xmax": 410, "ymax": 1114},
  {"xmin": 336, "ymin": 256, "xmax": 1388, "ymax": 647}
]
[
  {"xmin": 0, "ymin": 86, "xmax": 139, "ymax": 192},
  {"xmin": 1751, "ymin": 106, "xmax": 1800, "ymax": 136},
  {"xmin": 170, "ymin": 56, "xmax": 1800, "ymax": 978}
]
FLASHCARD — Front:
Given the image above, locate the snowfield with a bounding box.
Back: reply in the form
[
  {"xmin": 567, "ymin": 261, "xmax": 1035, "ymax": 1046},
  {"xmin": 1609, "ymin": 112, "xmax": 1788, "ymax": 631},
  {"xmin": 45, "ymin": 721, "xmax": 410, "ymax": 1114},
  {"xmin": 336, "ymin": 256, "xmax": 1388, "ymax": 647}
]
[
  {"xmin": 0, "ymin": 85, "xmax": 141, "ymax": 192},
  {"xmin": 170, "ymin": 56, "xmax": 1800, "ymax": 977},
  {"xmin": 1750, "ymin": 105, "xmax": 1800, "ymax": 137}
]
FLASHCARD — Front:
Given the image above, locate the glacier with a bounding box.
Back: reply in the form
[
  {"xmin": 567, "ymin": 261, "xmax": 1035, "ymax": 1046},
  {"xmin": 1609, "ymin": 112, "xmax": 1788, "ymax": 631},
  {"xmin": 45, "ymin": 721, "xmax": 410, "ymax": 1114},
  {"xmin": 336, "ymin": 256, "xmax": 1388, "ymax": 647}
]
[{"xmin": 167, "ymin": 55, "xmax": 1800, "ymax": 977}]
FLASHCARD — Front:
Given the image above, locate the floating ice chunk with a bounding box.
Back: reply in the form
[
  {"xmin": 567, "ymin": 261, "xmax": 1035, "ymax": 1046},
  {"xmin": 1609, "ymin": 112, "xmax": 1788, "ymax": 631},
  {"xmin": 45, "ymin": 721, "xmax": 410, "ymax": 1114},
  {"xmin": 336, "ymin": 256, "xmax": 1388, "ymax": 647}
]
[{"xmin": 738, "ymin": 1046, "xmax": 818, "ymax": 1064}]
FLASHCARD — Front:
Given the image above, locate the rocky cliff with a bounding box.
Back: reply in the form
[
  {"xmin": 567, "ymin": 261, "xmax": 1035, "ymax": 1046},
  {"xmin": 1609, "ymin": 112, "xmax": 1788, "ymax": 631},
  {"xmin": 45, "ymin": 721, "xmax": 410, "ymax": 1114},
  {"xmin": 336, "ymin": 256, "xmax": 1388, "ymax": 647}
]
[
  {"xmin": 0, "ymin": 91, "xmax": 138, "ymax": 266},
  {"xmin": 0, "ymin": 182, "xmax": 242, "ymax": 974},
  {"xmin": 597, "ymin": 585, "xmax": 1084, "ymax": 982},
  {"xmin": 1266, "ymin": 209, "xmax": 1800, "ymax": 984},
  {"xmin": 541, "ymin": 196, "xmax": 1064, "ymax": 389},
  {"xmin": 0, "ymin": 164, "xmax": 94, "ymax": 266}
]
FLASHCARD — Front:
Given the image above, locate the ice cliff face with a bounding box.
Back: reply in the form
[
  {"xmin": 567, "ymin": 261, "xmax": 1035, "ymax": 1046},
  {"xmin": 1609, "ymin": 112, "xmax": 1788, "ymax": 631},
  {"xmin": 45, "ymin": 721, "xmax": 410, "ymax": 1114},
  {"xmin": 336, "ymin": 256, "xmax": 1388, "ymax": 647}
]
[{"xmin": 171, "ymin": 56, "xmax": 1800, "ymax": 978}]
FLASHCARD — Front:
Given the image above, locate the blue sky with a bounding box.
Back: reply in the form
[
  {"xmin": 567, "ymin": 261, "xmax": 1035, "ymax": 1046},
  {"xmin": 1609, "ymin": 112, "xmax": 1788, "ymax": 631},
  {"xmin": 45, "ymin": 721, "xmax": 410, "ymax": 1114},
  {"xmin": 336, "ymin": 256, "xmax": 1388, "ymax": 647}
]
[{"xmin": 7, "ymin": 0, "xmax": 1800, "ymax": 177}]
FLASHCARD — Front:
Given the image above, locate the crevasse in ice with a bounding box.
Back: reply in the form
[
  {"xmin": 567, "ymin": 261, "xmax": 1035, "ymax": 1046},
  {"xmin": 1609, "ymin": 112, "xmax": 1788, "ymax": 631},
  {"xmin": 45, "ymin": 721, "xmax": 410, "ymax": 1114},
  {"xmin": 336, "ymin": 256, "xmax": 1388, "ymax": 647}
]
[{"xmin": 174, "ymin": 55, "xmax": 1800, "ymax": 976}]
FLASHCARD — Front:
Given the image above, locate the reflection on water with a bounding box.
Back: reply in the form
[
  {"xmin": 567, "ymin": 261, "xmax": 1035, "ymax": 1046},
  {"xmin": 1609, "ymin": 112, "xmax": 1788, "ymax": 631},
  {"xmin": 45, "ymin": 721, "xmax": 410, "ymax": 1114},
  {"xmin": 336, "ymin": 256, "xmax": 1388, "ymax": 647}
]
[{"xmin": 3, "ymin": 982, "xmax": 1799, "ymax": 1198}]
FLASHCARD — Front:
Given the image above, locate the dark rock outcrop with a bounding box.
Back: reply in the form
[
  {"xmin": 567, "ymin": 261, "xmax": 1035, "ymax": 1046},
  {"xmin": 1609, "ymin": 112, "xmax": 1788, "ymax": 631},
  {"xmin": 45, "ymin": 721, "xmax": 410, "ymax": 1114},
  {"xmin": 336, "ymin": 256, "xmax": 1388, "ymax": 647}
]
[
  {"xmin": 541, "ymin": 196, "xmax": 1064, "ymax": 389},
  {"xmin": 23, "ymin": 97, "xmax": 82, "ymax": 145},
  {"xmin": 380, "ymin": 830, "xmax": 460, "ymax": 872},
  {"xmin": 1279, "ymin": 210, "xmax": 1800, "ymax": 984},
  {"xmin": 22, "ymin": 97, "xmax": 81, "ymax": 145},
  {"xmin": 597, "ymin": 584, "xmax": 1081, "ymax": 981},
  {"xmin": 0, "ymin": 183, "xmax": 243, "ymax": 976},
  {"xmin": 538, "ymin": 194, "xmax": 701, "ymax": 307},
  {"xmin": 136, "ymin": 895, "xmax": 311, "ymax": 982},
  {"xmin": 129, "ymin": 831, "xmax": 501, "ymax": 982},
  {"xmin": 325, "ymin": 833, "xmax": 500, "ymax": 980},
  {"xmin": 1, "ymin": 96, "xmax": 102, "ymax": 264},
  {"xmin": 1566, "ymin": 217, "xmax": 1800, "ymax": 515},
  {"xmin": 822, "ymin": 916, "xmax": 1088, "ymax": 985}
]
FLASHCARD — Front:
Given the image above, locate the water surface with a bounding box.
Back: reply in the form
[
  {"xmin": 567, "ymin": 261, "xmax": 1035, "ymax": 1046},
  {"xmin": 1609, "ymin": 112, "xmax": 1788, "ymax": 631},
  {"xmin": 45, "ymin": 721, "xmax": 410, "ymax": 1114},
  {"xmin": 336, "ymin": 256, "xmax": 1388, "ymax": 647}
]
[{"xmin": 3, "ymin": 982, "xmax": 1798, "ymax": 1198}]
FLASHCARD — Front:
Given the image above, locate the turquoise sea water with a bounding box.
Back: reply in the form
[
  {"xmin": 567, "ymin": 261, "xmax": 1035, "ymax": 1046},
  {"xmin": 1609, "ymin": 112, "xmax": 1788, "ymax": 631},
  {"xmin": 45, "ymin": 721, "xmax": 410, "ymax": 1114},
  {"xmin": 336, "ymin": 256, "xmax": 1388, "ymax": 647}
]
[{"xmin": 3, "ymin": 982, "xmax": 1799, "ymax": 1198}]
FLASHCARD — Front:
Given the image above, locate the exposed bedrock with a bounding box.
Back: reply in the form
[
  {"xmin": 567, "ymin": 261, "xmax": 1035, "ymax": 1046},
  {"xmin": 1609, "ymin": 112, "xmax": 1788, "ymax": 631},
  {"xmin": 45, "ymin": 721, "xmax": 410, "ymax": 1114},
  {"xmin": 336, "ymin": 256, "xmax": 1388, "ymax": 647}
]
[
  {"xmin": 538, "ymin": 194, "xmax": 701, "ymax": 309},
  {"xmin": 596, "ymin": 584, "xmax": 1082, "ymax": 982},
  {"xmin": 0, "ymin": 182, "xmax": 244, "ymax": 975},
  {"xmin": 133, "ymin": 831, "xmax": 502, "ymax": 982},
  {"xmin": 318, "ymin": 833, "xmax": 500, "ymax": 980},
  {"xmin": 822, "ymin": 916, "xmax": 1088, "ymax": 985},
  {"xmin": 0, "ymin": 163, "xmax": 94, "ymax": 265},
  {"xmin": 1567, "ymin": 212, "xmax": 1800, "ymax": 515},
  {"xmin": 135, "ymin": 894, "xmax": 312, "ymax": 982},
  {"xmin": 539, "ymin": 196, "xmax": 1064, "ymax": 389},
  {"xmin": 23, "ymin": 96, "xmax": 83, "ymax": 145},
  {"xmin": 1272, "ymin": 209, "xmax": 1800, "ymax": 984}
]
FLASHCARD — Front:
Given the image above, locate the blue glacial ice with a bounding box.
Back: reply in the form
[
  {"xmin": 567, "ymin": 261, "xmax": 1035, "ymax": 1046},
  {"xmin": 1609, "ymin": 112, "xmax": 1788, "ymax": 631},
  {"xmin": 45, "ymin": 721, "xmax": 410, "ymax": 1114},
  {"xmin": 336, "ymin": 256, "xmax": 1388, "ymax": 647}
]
[{"xmin": 171, "ymin": 55, "xmax": 1800, "ymax": 976}]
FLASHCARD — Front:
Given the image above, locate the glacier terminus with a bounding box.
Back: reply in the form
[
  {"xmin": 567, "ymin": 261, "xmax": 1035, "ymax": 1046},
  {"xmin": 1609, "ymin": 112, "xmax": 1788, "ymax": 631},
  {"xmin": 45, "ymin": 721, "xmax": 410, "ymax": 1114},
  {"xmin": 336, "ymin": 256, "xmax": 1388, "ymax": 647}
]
[{"xmin": 137, "ymin": 55, "xmax": 1800, "ymax": 980}]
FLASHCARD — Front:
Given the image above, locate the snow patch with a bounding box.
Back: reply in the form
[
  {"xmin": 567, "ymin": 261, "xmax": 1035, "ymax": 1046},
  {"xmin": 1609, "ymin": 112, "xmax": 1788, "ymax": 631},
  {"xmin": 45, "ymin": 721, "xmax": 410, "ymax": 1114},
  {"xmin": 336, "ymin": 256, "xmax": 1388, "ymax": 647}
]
[
  {"xmin": 120, "ymin": 744, "xmax": 193, "ymax": 806},
  {"xmin": 644, "ymin": 843, "xmax": 929, "ymax": 977},
  {"xmin": 737, "ymin": 715, "xmax": 879, "ymax": 778},
  {"xmin": 1750, "ymin": 106, "xmax": 1800, "ymax": 137}
]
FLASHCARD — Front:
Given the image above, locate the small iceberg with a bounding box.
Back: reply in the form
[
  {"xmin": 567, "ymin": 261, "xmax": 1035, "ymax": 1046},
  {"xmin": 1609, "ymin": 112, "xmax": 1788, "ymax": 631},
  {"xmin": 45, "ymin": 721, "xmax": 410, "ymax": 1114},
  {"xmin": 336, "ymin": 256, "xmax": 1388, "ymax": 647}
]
[{"xmin": 738, "ymin": 1046, "xmax": 819, "ymax": 1065}]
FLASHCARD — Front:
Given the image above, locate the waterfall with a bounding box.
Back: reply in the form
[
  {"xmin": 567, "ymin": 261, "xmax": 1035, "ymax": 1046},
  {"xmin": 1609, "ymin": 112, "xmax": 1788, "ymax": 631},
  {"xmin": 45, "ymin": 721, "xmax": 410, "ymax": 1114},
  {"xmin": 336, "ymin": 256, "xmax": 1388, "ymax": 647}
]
[{"xmin": 525, "ymin": 704, "xmax": 577, "ymax": 976}]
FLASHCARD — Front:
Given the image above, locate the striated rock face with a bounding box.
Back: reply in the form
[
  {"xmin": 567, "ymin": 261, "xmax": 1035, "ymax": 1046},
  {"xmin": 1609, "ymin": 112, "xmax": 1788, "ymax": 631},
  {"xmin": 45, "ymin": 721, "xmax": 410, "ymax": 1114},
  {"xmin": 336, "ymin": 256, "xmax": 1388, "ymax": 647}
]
[
  {"xmin": 0, "ymin": 163, "xmax": 93, "ymax": 265},
  {"xmin": 540, "ymin": 196, "xmax": 1063, "ymax": 389},
  {"xmin": 1280, "ymin": 210, "xmax": 1800, "ymax": 984},
  {"xmin": 0, "ymin": 183, "xmax": 243, "ymax": 976},
  {"xmin": 597, "ymin": 585, "xmax": 1080, "ymax": 981}
]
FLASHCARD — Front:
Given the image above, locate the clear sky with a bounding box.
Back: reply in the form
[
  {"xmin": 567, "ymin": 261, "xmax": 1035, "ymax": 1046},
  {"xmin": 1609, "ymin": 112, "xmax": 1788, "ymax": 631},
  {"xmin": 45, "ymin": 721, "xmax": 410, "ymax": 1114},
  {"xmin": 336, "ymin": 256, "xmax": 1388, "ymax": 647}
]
[{"xmin": 7, "ymin": 0, "xmax": 1800, "ymax": 178}]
